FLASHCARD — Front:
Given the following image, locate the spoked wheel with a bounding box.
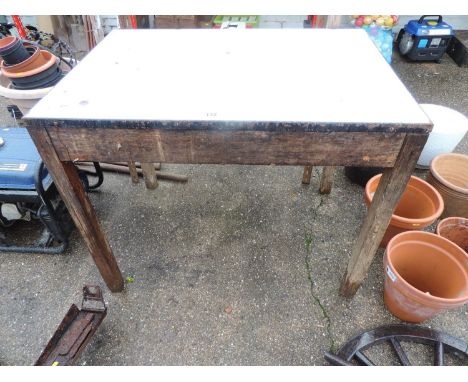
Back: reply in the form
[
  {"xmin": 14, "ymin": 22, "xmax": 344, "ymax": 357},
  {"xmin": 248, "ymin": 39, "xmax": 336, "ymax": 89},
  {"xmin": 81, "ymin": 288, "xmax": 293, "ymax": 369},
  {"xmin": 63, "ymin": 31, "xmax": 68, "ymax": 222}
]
[{"xmin": 325, "ymin": 324, "xmax": 468, "ymax": 366}]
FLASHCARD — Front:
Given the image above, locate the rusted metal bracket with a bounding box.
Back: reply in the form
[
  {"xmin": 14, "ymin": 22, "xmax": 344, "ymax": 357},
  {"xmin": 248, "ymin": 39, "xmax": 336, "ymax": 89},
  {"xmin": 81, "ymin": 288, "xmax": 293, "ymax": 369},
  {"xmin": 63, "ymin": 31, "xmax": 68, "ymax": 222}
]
[{"xmin": 35, "ymin": 286, "xmax": 107, "ymax": 366}]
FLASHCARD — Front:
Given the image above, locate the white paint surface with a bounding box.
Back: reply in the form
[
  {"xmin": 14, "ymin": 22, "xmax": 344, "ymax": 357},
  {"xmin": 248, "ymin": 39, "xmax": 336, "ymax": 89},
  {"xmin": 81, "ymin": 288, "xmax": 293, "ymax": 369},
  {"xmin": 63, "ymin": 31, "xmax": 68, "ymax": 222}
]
[{"xmin": 26, "ymin": 29, "xmax": 430, "ymax": 126}]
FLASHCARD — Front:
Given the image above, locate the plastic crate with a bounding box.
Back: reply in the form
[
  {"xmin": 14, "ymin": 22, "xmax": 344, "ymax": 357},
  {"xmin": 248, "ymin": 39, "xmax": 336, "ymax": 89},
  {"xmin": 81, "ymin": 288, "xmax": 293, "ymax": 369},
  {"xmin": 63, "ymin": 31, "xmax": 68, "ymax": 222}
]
[{"xmin": 212, "ymin": 16, "xmax": 259, "ymax": 28}]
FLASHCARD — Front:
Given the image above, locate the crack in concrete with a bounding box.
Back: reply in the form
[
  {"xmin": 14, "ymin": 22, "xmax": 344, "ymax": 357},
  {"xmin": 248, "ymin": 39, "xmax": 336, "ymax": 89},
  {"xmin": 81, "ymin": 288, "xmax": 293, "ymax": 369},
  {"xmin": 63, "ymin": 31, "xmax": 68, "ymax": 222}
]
[{"xmin": 304, "ymin": 195, "xmax": 336, "ymax": 353}]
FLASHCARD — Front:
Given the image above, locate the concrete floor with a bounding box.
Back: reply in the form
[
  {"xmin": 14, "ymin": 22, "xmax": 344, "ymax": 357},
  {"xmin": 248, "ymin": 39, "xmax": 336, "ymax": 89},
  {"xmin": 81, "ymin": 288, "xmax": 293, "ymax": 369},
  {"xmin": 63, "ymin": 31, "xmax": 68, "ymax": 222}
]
[{"xmin": 0, "ymin": 49, "xmax": 467, "ymax": 366}]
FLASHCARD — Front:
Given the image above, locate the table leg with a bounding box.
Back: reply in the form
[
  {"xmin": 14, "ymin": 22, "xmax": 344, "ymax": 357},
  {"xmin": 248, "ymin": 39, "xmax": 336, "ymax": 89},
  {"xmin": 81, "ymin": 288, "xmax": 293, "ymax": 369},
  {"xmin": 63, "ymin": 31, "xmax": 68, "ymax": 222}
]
[
  {"xmin": 319, "ymin": 166, "xmax": 336, "ymax": 194},
  {"xmin": 302, "ymin": 166, "xmax": 313, "ymax": 185},
  {"xmin": 341, "ymin": 134, "xmax": 428, "ymax": 297},
  {"xmin": 140, "ymin": 162, "xmax": 158, "ymax": 189},
  {"xmin": 27, "ymin": 128, "xmax": 124, "ymax": 292},
  {"xmin": 128, "ymin": 161, "xmax": 139, "ymax": 184}
]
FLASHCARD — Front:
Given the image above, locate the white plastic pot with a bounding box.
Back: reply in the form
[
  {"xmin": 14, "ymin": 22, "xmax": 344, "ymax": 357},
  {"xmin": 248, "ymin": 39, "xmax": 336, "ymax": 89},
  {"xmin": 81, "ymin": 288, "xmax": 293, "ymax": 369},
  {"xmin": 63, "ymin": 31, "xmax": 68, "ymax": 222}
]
[
  {"xmin": 0, "ymin": 58, "xmax": 75, "ymax": 116},
  {"xmin": 418, "ymin": 104, "xmax": 468, "ymax": 168},
  {"xmin": 0, "ymin": 72, "xmax": 55, "ymax": 115}
]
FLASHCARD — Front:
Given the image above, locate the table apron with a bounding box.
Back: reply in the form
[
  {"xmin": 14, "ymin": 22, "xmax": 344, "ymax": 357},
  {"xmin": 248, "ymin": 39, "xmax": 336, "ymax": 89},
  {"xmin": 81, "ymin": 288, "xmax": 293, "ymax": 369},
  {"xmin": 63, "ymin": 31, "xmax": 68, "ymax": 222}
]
[{"xmin": 45, "ymin": 127, "xmax": 407, "ymax": 167}]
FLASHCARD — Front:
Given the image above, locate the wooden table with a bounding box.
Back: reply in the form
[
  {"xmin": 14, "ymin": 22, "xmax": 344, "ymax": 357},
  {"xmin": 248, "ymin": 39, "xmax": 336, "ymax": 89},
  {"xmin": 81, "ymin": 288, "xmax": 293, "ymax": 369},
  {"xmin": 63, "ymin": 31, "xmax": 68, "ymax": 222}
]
[{"xmin": 24, "ymin": 29, "xmax": 432, "ymax": 295}]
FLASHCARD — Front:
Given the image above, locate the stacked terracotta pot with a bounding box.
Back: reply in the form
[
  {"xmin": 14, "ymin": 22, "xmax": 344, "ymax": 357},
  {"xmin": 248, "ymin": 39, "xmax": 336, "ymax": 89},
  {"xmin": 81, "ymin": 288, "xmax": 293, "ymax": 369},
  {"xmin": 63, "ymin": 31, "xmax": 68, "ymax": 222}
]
[
  {"xmin": 0, "ymin": 36, "xmax": 63, "ymax": 90},
  {"xmin": 364, "ymin": 167, "xmax": 468, "ymax": 323},
  {"xmin": 427, "ymin": 153, "xmax": 468, "ymax": 218}
]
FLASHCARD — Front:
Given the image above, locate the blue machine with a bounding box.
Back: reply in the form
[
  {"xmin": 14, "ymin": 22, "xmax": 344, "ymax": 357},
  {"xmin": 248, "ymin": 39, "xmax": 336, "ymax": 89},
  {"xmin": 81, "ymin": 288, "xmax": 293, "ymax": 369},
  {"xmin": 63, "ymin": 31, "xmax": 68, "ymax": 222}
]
[
  {"xmin": 0, "ymin": 127, "xmax": 52, "ymax": 191},
  {"xmin": 397, "ymin": 15, "xmax": 454, "ymax": 61},
  {"xmin": 0, "ymin": 127, "xmax": 103, "ymax": 254}
]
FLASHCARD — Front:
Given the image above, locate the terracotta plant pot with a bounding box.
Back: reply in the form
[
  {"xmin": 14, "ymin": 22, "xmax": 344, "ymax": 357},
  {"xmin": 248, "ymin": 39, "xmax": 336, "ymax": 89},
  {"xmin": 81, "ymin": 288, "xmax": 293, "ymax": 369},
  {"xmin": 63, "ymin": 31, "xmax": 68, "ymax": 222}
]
[
  {"xmin": 365, "ymin": 174, "xmax": 444, "ymax": 248},
  {"xmin": 0, "ymin": 36, "xmax": 30, "ymax": 65},
  {"xmin": 437, "ymin": 217, "xmax": 468, "ymax": 253},
  {"xmin": 427, "ymin": 153, "xmax": 468, "ymax": 218},
  {"xmin": 1, "ymin": 48, "xmax": 57, "ymax": 79},
  {"xmin": 384, "ymin": 231, "xmax": 468, "ymax": 323}
]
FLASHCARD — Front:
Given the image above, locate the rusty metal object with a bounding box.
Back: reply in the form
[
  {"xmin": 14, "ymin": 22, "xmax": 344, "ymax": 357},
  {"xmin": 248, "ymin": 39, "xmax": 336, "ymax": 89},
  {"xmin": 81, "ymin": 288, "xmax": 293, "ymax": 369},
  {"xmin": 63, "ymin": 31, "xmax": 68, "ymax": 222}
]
[
  {"xmin": 109, "ymin": 161, "xmax": 161, "ymax": 170},
  {"xmin": 77, "ymin": 162, "xmax": 187, "ymax": 182},
  {"xmin": 35, "ymin": 286, "xmax": 106, "ymax": 366},
  {"xmin": 325, "ymin": 324, "xmax": 468, "ymax": 366}
]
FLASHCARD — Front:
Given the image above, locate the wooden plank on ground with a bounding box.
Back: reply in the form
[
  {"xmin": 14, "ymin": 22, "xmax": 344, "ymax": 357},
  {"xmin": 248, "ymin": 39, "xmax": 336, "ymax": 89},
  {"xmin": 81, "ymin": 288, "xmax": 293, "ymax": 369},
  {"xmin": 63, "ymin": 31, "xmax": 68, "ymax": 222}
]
[
  {"xmin": 128, "ymin": 162, "xmax": 139, "ymax": 183},
  {"xmin": 319, "ymin": 166, "xmax": 336, "ymax": 194},
  {"xmin": 302, "ymin": 166, "xmax": 313, "ymax": 184},
  {"xmin": 140, "ymin": 162, "xmax": 158, "ymax": 189}
]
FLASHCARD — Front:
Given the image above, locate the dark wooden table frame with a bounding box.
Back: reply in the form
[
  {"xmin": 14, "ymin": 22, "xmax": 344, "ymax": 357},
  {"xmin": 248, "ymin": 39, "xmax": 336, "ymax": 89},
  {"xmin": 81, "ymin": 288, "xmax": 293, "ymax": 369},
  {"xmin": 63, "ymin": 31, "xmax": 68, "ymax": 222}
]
[{"xmin": 25, "ymin": 120, "xmax": 430, "ymax": 295}]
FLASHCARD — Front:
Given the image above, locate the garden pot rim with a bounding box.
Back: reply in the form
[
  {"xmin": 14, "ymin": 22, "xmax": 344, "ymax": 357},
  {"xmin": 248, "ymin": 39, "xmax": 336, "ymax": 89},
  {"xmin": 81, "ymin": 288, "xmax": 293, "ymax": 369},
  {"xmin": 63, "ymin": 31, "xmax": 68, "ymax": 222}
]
[
  {"xmin": 436, "ymin": 217, "xmax": 468, "ymax": 253},
  {"xmin": 437, "ymin": 216, "xmax": 468, "ymax": 234},
  {"xmin": 386, "ymin": 231, "xmax": 468, "ymax": 305},
  {"xmin": 0, "ymin": 46, "xmax": 40, "ymax": 73},
  {"xmin": 431, "ymin": 180, "xmax": 468, "ymax": 196},
  {"xmin": 0, "ymin": 36, "xmax": 18, "ymax": 50},
  {"xmin": 366, "ymin": 174, "xmax": 444, "ymax": 226},
  {"xmin": 0, "ymin": 49, "xmax": 57, "ymax": 79},
  {"xmin": 430, "ymin": 153, "xmax": 468, "ymax": 195}
]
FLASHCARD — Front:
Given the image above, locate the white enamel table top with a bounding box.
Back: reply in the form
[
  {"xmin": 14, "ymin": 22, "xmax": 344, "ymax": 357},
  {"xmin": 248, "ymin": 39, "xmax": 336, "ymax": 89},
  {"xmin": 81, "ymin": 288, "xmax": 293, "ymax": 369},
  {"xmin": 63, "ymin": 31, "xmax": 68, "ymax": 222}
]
[{"xmin": 25, "ymin": 28, "xmax": 431, "ymax": 127}]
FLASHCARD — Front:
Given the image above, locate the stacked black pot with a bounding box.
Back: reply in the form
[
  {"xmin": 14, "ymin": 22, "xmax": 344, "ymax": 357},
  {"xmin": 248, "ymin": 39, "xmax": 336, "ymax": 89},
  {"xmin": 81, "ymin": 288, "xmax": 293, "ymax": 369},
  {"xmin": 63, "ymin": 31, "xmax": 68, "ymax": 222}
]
[
  {"xmin": 0, "ymin": 36, "xmax": 63, "ymax": 90},
  {"xmin": 0, "ymin": 36, "xmax": 31, "ymax": 64}
]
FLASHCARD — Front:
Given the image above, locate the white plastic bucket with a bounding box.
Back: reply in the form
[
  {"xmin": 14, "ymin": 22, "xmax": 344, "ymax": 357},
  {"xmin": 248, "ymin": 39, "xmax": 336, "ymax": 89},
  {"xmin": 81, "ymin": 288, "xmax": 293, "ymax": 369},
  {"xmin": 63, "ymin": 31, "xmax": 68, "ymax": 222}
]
[{"xmin": 418, "ymin": 104, "xmax": 468, "ymax": 168}]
